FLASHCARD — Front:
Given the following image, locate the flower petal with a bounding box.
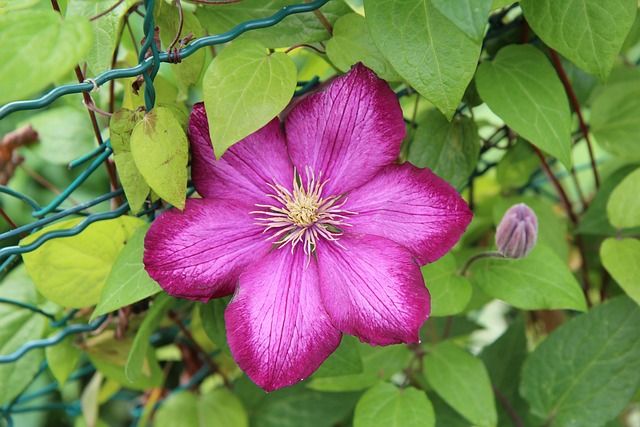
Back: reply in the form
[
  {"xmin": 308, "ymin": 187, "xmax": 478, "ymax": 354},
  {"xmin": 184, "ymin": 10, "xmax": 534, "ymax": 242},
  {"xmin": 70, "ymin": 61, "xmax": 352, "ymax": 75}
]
[
  {"xmin": 285, "ymin": 63, "xmax": 405, "ymax": 195},
  {"xmin": 188, "ymin": 103, "xmax": 294, "ymax": 204},
  {"xmin": 345, "ymin": 163, "xmax": 473, "ymax": 265},
  {"xmin": 143, "ymin": 198, "xmax": 271, "ymax": 302},
  {"xmin": 316, "ymin": 234, "xmax": 430, "ymax": 346},
  {"xmin": 226, "ymin": 248, "xmax": 341, "ymax": 392}
]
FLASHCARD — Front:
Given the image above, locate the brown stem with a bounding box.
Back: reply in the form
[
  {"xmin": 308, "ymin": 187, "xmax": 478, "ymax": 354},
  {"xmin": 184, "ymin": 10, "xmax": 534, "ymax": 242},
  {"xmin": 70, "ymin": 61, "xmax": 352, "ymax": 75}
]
[
  {"xmin": 90, "ymin": 0, "xmax": 125, "ymax": 21},
  {"xmin": 532, "ymin": 146, "xmax": 578, "ymax": 226},
  {"xmin": 0, "ymin": 207, "xmax": 24, "ymax": 238},
  {"xmin": 549, "ymin": 49, "xmax": 600, "ymax": 189},
  {"xmin": 167, "ymin": 0, "xmax": 185, "ymax": 53},
  {"xmin": 312, "ymin": 9, "xmax": 333, "ymax": 35},
  {"xmin": 284, "ymin": 43, "xmax": 326, "ymax": 55},
  {"xmin": 186, "ymin": 0, "xmax": 243, "ymax": 4},
  {"xmin": 168, "ymin": 310, "xmax": 232, "ymax": 390},
  {"xmin": 493, "ymin": 386, "xmax": 524, "ymax": 427},
  {"xmin": 532, "ymin": 147, "xmax": 592, "ymax": 306},
  {"xmin": 50, "ymin": 0, "xmax": 123, "ymax": 206}
]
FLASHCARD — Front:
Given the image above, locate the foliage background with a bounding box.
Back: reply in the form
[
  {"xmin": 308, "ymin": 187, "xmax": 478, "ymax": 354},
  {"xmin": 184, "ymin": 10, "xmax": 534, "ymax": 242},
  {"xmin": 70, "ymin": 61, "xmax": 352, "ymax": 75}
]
[{"xmin": 1, "ymin": 0, "xmax": 640, "ymax": 426}]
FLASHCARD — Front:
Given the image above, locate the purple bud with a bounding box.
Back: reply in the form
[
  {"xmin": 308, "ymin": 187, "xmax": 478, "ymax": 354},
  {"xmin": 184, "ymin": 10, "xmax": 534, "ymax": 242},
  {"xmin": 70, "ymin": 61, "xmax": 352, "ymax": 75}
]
[{"xmin": 495, "ymin": 203, "xmax": 538, "ymax": 258}]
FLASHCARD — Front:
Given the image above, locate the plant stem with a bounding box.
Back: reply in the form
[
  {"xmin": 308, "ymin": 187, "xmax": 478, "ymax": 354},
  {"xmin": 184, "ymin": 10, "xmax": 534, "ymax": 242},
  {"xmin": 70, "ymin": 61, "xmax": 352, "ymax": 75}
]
[
  {"xmin": 493, "ymin": 386, "xmax": 524, "ymax": 427},
  {"xmin": 460, "ymin": 251, "xmax": 505, "ymax": 275},
  {"xmin": 532, "ymin": 146, "xmax": 578, "ymax": 226},
  {"xmin": 549, "ymin": 49, "xmax": 600, "ymax": 189}
]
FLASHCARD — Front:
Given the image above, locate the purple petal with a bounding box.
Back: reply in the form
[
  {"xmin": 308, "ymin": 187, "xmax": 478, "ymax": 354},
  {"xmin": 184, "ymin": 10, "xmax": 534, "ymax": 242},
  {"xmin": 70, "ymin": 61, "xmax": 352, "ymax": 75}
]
[
  {"xmin": 345, "ymin": 163, "xmax": 473, "ymax": 265},
  {"xmin": 225, "ymin": 248, "xmax": 341, "ymax": 392},
  {"xmin": 188, "ymin": 103, "xmax": 294, "ymax": 205},
  {"xmin": 143, "ymin": 198, "xmax": 271, "ymax": 302},
  {"xmin": 316, "ymin": 234, "xmax": 430, "ymax": 346},
  {"xmin": 285, "ymin": 63, "xmax": 405, "ymax": 195}
]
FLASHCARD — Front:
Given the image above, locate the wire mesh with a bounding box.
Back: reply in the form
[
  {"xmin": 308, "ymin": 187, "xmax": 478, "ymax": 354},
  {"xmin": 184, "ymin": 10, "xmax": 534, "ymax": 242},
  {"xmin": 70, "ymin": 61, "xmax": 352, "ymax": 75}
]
[{"xmin": 0, "ymin": 0, "xmax": 330, "ymax": 424}]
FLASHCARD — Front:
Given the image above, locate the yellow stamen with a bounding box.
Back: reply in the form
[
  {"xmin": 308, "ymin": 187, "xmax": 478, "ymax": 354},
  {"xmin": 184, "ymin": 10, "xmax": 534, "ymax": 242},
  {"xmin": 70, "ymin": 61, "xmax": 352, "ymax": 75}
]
[{"xmin": 251, "ymin": 167, "xmax": 354, "ymax": 257}]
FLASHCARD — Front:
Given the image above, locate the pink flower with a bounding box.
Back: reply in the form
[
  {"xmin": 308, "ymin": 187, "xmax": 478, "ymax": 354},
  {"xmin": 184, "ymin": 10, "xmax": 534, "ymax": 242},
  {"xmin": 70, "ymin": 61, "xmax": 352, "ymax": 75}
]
[{"xmin": 143, "ymin": 64, "xmax": 472, "ymax": 391}]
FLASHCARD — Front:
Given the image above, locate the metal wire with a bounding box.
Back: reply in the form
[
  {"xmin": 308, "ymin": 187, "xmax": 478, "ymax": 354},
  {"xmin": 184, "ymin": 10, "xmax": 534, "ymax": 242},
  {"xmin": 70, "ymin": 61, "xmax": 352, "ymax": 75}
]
[{"xmin": 0, "ymin": 1, "xmax": 331, "ymax": 423}]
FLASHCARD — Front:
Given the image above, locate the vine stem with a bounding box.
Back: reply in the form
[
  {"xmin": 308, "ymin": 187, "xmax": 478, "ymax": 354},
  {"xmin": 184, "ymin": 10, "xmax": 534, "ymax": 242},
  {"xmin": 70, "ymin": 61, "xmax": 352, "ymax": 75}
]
[
  {"xmin": 532, "ymin": 146, "xmax": 578, "ymax": 226},
  {"xmin": 549, "ymin": 49, "xmax": 600, "ymax": 189},
  {"xmin": 459, "ymin": 251, "xmax": 505, "ymax": 276},
  {"xmin": 532, "ymin": 146, "xmax": 593, "ymax": 306},
  {"xmin": 493, "ymin": 386, "xmax": 524, "ymax": 427},
  {"xmin": 50, "ymin": 0, "xmax": 123, "ymax": 207}
]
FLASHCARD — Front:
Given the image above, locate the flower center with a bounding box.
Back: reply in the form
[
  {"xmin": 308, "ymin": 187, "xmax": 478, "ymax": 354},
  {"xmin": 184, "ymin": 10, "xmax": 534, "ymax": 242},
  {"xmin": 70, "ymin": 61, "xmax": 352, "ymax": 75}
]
[{"xmin": 252, "ymin": 167, "xmax": 353, "ymax": 257}]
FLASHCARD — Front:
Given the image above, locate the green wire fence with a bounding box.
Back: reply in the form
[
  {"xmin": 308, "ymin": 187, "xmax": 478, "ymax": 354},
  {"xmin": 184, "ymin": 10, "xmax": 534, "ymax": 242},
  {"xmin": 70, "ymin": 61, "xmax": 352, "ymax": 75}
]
[{"xmin": 0, "ymin": 1, "xmax": 329, "ymax": 425}]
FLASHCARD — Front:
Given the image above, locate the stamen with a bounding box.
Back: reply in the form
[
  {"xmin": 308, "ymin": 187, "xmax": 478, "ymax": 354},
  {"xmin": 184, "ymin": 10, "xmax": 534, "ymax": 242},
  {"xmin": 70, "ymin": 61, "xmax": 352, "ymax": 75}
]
[{"xmin": 250, "ymin": 167, "xmax": 355, "ymax": 258}]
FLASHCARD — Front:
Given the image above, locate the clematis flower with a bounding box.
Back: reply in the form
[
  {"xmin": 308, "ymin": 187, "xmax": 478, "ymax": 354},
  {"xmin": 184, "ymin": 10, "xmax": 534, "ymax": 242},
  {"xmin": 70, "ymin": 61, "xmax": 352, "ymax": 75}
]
[{"xmin": 143, "ymin": 64, "xmax": 473, "ymax": 391}]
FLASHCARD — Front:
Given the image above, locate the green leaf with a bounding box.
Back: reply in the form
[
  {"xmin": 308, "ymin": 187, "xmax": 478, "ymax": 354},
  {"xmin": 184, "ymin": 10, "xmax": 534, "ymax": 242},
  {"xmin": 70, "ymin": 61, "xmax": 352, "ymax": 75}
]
[
  {"xmin": 93, "ymin": 225, "xmax": 161, "ymax": 319},
  {"xmin": 326, "ymin": 13, "xmax": 401, "ymax": 82},
  {"xmin": 252, "ymin": 386, "xmax": 360, "ymax": 427},
  {"xmin": 430, "ymin": 0, "xmax": 491, "ymax": 43},
  {"xmin": 156, "ymin": 5, "xmax": 205, "ymax": 99},
  {"xmin": 46, "ymin": 336, "xmax": 80, "ymax": 386},
  {"xmin": 110, "ymin": 108, "xmax": 150, "ymax": 213},
  {"xmin": 313, "ymin": 335, "xmax": 363, "ymax": 378},
  {"xmin": 496, "ymin": 139, "xmax": 539, "ymax": 189},
  {"xmin": 408, "ymin": 109, "xmax": 480, "ymax": 189},
  {"xmin": 591, "ymin": 74, "xmax": 640, "ymax": 158},
  {"xmin": 424, "ymin": 341, "xmax": 497, "ymax": 427},
  {"xmin": 365, "ymin": 0, "xmax": 492, "ymax": 119},
  {"xmin": 0, "ymin": 10, "xmax": 91, "ymax": 104},
  {"xmin": 157, "ymin": 389, "xmax": 249, "ymax": 427},
  {"xmin": 519, "ymin": 0, "xmax": 636, "ymax": 81},
  {"xmin": 21, "ymin": 216, "xmax": 146, "ymax": 308},
  {"xmin": 130, "ymin": 106, "xmax": 189, "ymax": 210},
  {"xmin": 200, "ymin": 389, "xmax": 249, "ymax": 427},
  {"xmin": 476, "ymin": 44, "xmax": 573, "ymax": 169},
  {"xmin": 354, "ymin": 383, "xmax": 435, "ymax": 427},
  {"xmin": 309, "ymin": 343, "xmax": 411, "ymax": 392},
  {"xmin": 21, "ymin": 106, "xmax": 95, "ymax": 165},
  {"xmin": 125, "ymin": 293, "xmax": 173, "ymax": 382},
  {"xmin": 85, "ymin": 330, "xmax": 163, "ymax": 390},
  {"xmin": 200, "ymin": 297, "xmax": 231, "ymax": 356},
  {"xmin": 520, "ymin": 296, "xmax": 640, "ymax": 426},
  {"xmin": 195, "ymin": 0, "xmax": 350, "ymax": 48},
  {"xmin": 155, "ymin": 392, "xmax": 199, "ymax": 427},
  {"xmin": 480, "ymin": 318, "xmax": 535, "ymax": 426},
  {"xmin": 66, "ymin": 0, "xmax": 138, "ymax": 75},
  {"xmin": 0, "ymin": 266, "xmax": 46, "ymax": 406},
  {"xmin": 420, "ymin": 253, "xmax": 472, "ymax": 317},
  {"xmin": 578, "ymin": 166, "xmax": 640, "ymax": 236},
  {"xmin": 601, "ymin": 238, "xmax": 640, "ymax": 306},
  {"xmin": 202, "ymin": 39, "xmax": 297, "ymax": 159},
  {"xmin": 0, "ymin": 0, "xmax": 41, "ymax": 13},
  {"xmin": 607, "ymin": 167, "xmax": 640, "ymax": 229},
  {"xmin": 428, "ymin": 393, "xmax": 469, "ymax": 427},
  {"xmin": 472, "ymin": 245, "xmax": 587, "ymax": 311}
]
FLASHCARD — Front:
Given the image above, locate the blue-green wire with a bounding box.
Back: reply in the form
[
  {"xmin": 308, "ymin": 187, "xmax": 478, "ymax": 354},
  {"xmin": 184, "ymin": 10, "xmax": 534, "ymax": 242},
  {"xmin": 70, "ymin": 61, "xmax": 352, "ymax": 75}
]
[
  {"xmin": 0, "ymin": 315, "xmax": 108, "ymax": 363},
  {"xmin": 68, "ymin": 142, "xmax": 109, "ymax": 169},
  {"xmin": 0, "ymin": 189, "xmax": 124, "ymax": 245},
  {"xmin": 0, "ymin": 201, "xmax": 129, "ymax": 258},
  {"xmin": 31, "ymin": 146, "xmax": 113, "ymax": 217},
  {"xmin": 0, "ymin": 0, "xmax": 331, "ymax": 120}
]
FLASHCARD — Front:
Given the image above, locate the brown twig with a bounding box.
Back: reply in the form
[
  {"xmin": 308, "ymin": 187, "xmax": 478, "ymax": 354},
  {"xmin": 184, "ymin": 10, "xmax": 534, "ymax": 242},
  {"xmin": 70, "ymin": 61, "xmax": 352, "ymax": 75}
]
[
  {"xmin": 549, "ymin": 49, "xmax": 600, "ymax": 189},
  {"xmin": 532, "ymin": 146, "xmax": 578, "ymax": 226},
  {"xmin": 493, "ymin": 386, "xmax": 524, "ymax": 427},
  {"xmin": 90, "ymin": 0, "xmax": 125, "ymax": 21},
  {"xmin": 50, "ymin": 0, "xmax": 123, "ymax": 206},
  {"xmin": 284, "ymin": 43, "xmax": 326, "ymax": 55},
  {"xmin": 312, "ymin": 9, "xmax": 332, "ymax": 35},
  {"xmin": 168, "ymin": 310, "xmax": 232, "ymax": 389},
  {"xmin": 167, "ymin": 0, "xmax": 185, "ymax": 54}
]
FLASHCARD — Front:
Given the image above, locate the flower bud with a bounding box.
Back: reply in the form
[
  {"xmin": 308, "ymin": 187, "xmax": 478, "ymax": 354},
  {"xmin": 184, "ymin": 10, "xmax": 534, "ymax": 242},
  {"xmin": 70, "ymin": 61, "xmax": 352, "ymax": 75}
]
[{"xmin": 495, "ymin": 203, "xmax": 538, "ymax": 258}]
